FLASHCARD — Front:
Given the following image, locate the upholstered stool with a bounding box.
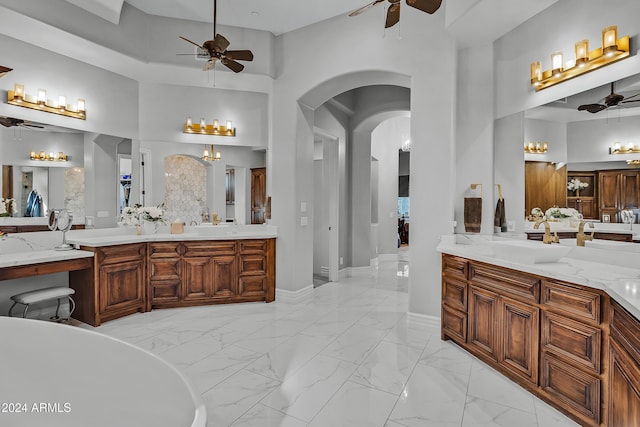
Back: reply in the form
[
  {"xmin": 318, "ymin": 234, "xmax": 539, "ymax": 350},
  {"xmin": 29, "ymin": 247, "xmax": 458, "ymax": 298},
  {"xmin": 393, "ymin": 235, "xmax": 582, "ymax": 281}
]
[{"xmin": 8, "ymin": 287, "xmax": 76, "ymax": 322}]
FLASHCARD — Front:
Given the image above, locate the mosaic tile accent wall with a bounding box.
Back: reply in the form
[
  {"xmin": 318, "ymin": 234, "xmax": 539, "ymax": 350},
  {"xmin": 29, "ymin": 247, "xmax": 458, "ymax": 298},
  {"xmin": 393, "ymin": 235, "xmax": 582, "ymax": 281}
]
[
  {"xmin": 164, "ymin": 155, "xmax": 206, "ymax": 224},
  {"xmin": 64, "ymin": 168, "xmax": 85, "ymax": 219}
]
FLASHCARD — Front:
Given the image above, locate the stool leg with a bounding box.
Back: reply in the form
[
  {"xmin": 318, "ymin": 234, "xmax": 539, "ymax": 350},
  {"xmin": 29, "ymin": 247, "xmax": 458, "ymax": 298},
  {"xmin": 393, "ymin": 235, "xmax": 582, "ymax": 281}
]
[
  {"xmin": 65, "ymin": 296, "xmax": 76, "ymax": 322},
  {"xmin": 51, "ymin": 298, "xmax": 62, "ymax": 321},
  {"xmin": 22, "ymin": 304, "xmax": 29, "ymax": 318},
  {"xmin": 8, "ymin": 302, "xmax": 18, "ymax": 317}
]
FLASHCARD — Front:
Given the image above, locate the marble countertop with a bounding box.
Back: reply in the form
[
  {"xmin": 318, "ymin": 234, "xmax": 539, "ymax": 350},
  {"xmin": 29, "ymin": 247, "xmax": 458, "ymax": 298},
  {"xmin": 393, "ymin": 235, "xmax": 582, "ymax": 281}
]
[
  {"xmin": 0, "ymin": 249, "xmax": 94, "ymax": 269},
  {"xmin": 438, "ymin": 234, "xmax": 640, "ymax": 321}
]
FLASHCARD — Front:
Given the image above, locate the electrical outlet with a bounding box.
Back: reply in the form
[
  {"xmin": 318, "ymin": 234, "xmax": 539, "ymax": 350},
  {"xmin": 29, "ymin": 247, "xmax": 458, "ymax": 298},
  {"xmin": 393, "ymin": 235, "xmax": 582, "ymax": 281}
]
[
  {"xmin": 340, "ymin": 257, "xmax": 344, "ymax": 265},
  {"xmin": 507, "ymin": 220, "xmax": 515, "ymax": 231}
]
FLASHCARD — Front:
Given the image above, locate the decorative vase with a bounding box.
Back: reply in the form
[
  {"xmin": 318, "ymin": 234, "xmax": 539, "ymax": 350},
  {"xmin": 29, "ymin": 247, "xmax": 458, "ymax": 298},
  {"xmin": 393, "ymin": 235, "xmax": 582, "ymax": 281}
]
[
  {"xmin": 575, "ymin": 189, "xmax": 580, "ymax": 197},
  {"xmin": 142, "ymin": 220, "xmax": 159, "ymax": 235}
]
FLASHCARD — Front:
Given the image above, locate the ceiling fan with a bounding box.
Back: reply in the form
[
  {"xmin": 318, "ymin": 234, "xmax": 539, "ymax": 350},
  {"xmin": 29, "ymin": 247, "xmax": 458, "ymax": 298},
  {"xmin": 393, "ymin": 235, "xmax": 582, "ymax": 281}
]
[
  {"xmin": 0, "ymin": 116, "xmax": 44, "ymax": 129},
  {"xmin": 577, "ymin": 82, "xmax": 640, "ymax": 113},
  {"xmin": 178, "ymin": 0, "xmax": 254, "ymax": 73},
  {"xmin": 349, "ymin": 0, "xmax": 442, "ymax": 28}
]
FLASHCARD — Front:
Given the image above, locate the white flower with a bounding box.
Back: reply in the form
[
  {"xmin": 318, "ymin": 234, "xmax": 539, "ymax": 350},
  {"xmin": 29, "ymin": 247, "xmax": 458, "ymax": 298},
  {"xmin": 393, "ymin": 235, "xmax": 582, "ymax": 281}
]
[
  {"xmin": 0, "ymin": 198, "xmax": 16, "ymax": 216},
  {"xmin": 545, "ymin": 206, "xmax": 579, "ymax": 219},
  {"xmin": 567, "ymin": 178, "xmax": 589, "ymax": 191}
]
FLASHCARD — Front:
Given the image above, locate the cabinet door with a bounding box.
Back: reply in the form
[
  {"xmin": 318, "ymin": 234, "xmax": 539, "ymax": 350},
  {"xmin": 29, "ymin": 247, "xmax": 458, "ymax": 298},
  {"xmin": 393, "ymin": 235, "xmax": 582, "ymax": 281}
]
[
  {"xmin": 609, "ymin": 338, "xmax": 640, "ymax": 427},
  {"xmin": 500, "ymin": 296, "xmax": 539, "ymax": 384},
  {"xmin": 183, "ymin": 257, "xmax": 212, "ymax": 300},
  {"xmin": 468, "ymin": 285, "xmax": 499, "ymax": 362},
  {"xmin": 212, "ymin": 256, "xmax": 238, "ymax": 298},
  {"xmin": 251, "ymin": 167, "xmax": 266, "ymax": 224},
  {"xmin": 621, "ymin": 171, "xmax": 640, "ymax": 210},
  {"xmin": 99, "ymin": 259, "xmax": 145, "ymax": 316},
  {"xmin": 599, "ymin": 172, "xmax": 621, "ymax": 222}
]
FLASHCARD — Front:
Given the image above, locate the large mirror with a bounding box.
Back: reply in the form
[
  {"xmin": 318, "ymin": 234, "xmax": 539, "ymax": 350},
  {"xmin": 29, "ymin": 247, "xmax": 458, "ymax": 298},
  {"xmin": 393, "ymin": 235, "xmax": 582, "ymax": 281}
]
[{"xmin": 522, "ymin": 72, "xmax": 640, "ymax": 224}]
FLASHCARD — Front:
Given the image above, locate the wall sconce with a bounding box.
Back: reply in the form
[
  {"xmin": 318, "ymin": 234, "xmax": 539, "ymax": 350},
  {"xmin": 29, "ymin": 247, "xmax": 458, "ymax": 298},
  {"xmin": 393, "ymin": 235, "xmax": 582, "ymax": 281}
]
[
  {"xmin": 627, "ymin": 160, "xmax": 640, "ymax": 166},
  {"xmin": 8, "ymin": 83, "xmax": 86, "ymax": 120},
  {"xmin": 201, "ymin": 144, "xmax": 221, "ymax": 161},
  {"xmin": 0, "ymin": 65, "xmax": 12, "ymax": 78},
  {"xmin": 524, "ymin": 141, "xmax": 548, "ymax": 154},
  {"xmin": 530, "ymin": 25, "xmax": 629, "ymax": 91},
  {"xmin": 184, "ymin": 116, "xmax": 236, "ymax": 137},
  {"xmin": 610, "ymin": 142, "xmax": 640, "ymax": 155},
  {"xmin": 29, "ymin": 150, "xmax": 68, "ymax": 161}
]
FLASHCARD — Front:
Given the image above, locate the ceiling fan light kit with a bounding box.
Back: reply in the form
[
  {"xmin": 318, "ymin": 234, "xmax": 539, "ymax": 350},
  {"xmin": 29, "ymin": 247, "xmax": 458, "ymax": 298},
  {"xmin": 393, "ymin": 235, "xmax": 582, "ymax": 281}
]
[
  {"xmin": 530, "ymin": 26, "xmax": 629, "ymax": 92},
  {"xmin": 7, "ymin": 83, "xmax": 86, "ymax": 120},
  {"xmin": 184, "ymin": 117, "xmax": 235, "ymax": 136}
]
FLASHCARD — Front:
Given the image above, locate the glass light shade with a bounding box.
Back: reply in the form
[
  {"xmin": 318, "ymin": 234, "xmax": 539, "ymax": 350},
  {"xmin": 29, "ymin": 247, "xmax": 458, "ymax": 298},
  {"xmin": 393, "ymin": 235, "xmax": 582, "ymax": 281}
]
[
  {"xmin": 30, "ymin": 151, "xmax": 36, "ymax": 160},
  {"xmin": 14, "ymin": 84, "xmax": 24, "ymax": 99},
  {"xmin": 37, "ymin": 89, "xmax": 47, "ymax": 104},
  {"xmin": 202, "ymin": 147, "xmax": 209, "ymax": 158},
  {"xmin": 200, "ymin": 118, "xmax": 206, "ymax": 129},
  {"xmin": 215, "ymin": 151, "xmax": 221, "ymax": 160},
  {"xmin": 58, "ymin": 95, "xmax": 66, "ymax": 109},
  {"xmin": 530, "ymin": 62, "xmax": 542, "ymax": 84},
  {"xmin": 77, "ymin": 99, "xmax": 86, "ymax": 112},
  {"xmin": 551, "ymin": 52, "xmax": 563, "ymax": 74},
  {"xmin": 59, "ymin": 152, "xmax": 66, "ymax": 161},
  {"xmin": 575, "ymin": 40, "xmax": 589, "ymax": 66},
  {"xmin": 602, "ymin": 26, "xmax": 618, "ymax": 54},
  {"xmin": 213, "ymin": 119, "xmax": 219, "ymax": 129},
  {"xmin": 186, "ymin": 117, "xmax": 192, "ymax": 128},
  {"xmin": 226, "ymin": 120, "xmax": 232, "ymax": 129},
  {"xmin": 39, "ymin": 151, "xmax": 46, "ymax": 160}
]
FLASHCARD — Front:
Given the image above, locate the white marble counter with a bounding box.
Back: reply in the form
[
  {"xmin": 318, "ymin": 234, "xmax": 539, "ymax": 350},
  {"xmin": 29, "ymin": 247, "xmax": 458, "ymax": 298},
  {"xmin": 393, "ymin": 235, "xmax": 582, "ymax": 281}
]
[
  {"xmin": 438, "ymin": 234, "xmax": 640, "ymax": 321},
  {"xmin": 0, "ymin": 216, "xmax": 85, "ymax": 226},
  {"xmin": 0, "ymin": 249, "xmax": 94, "ymax": 269}
]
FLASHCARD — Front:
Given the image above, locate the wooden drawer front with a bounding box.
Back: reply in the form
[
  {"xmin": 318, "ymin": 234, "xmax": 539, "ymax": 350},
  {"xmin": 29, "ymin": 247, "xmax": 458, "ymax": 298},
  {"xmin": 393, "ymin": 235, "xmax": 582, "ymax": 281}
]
[
  {"xmin": 443, "ymin": 255, "xmax": 468, "ymax": 280},
  {"xmin": 541, "ymin": 281, "xmax": 601, "ymax": 324},
  {"xmin": 593, "ymin": 232, "xmax": 632, "ymax": 242},
  {"xmin": 239, "ymin": 240, "xmax": 267, "ymax": 254},
  {"xmin": 0, "ymin": 226, "xmax": 18, "ymax": 233},
  {"xmin": 468, "ymin": 285, "xmax": 499, "ymax": 361},
  {"xmin": 97, "ymin": 244, "xmax": 145, "ymax": 264},
  {"xmin": 148, "ymin": 242, "xmax": 182, "ymax": 258},
  {"xmin": 540, "ymin": 353, "xmax": 600, "ymax": 424},
  {"xmin": 500, "ymin": 297, "xmax": 539, "ymax": 385},
  {"xmin": 150, "ymin": 280, "xmax": 181, "ymax": 303},
  {"xmin": 240, "ymin": 254, "xmax": 266, "ymax": 275},
  {"xmin": 149, "ymin": 258, "xmax": 181, "ymax": 281},
  {"xmin": 239, "ymin": 275, "xmax": 267, "ymax": 297},
  {"xmin": 470, "ymin": 262, "xmax": 539, "ymax": 304},
  {"xmin": 541, "ymin": 311, "xmax": 601, "ymax": 374},
  {"xmin": 442, "ymin": 305, "xmax": 467, "ymax": 344},
  {"xmin": 610, "ymin": 300, "xmax": 640, "ymax": 364},
  {"xmin": 442, "ymin": 276, "xmax": 467, "ymax": 312},
  {"xmin": 183, "ymin": 241, "xmax": 236, "ymax": 257}
]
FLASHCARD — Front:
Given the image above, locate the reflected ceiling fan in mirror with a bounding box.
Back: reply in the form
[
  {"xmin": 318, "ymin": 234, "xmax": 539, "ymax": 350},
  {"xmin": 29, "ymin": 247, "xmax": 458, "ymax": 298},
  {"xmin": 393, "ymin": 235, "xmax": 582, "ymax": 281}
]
[
  {"xmin": 349, "ymin": 0, "xmax": 442, "ymax": 28},
  {"xmin": 177, "ymin": 0, "xmax": 253, "ymax": 73},
  {"xmin": 577, "ymin": 82, "xmax": 640, "ymax": 114},
  {"xmin": 0, "ymin": 116, "xmax": 44, "ymax": 129}
]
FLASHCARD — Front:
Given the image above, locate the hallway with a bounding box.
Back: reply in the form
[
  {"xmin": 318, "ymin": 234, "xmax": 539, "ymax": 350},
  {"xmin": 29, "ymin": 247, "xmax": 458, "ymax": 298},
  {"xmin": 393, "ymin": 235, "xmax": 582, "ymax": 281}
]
[{"xmin": 88, "ymin": 249, "xmax": 578, "ymax": 426}]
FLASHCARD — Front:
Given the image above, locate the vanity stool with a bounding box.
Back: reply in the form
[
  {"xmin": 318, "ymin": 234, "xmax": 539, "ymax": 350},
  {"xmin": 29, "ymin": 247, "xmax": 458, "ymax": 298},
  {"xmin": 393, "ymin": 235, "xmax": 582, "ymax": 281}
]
[{"xmin": 8, "ymin": 287, "xmax": 76, "ymax": 322}]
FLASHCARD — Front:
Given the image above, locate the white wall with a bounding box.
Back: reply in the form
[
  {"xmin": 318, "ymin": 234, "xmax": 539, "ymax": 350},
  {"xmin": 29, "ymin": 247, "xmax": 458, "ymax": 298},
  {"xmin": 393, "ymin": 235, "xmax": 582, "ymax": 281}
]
[
  {"xmin": 524, "ymin": 119, "xmax": 567, "ymax": 164},
  {"xmin": 568, "ymin": 116, "xmax": 640, "ymax": 164}
]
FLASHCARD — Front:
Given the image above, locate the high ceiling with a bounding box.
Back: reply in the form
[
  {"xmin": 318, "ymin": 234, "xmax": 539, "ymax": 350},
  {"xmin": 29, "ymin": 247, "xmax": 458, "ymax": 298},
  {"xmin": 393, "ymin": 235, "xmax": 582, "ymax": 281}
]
[{"xmin": 125, "ymin": 0, "xmax": 376, "ymax": 35}]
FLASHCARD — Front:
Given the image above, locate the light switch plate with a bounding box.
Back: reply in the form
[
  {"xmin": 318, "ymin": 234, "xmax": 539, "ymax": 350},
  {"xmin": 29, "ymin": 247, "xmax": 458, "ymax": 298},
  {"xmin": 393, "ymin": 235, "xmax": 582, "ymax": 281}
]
[
  {"xmin": 300, "ymin": 216, "xmax": 308, "ymax": 226},
  {"xmin": 300, "ymin": 202, "xmax": 307, "ymax": 213}
]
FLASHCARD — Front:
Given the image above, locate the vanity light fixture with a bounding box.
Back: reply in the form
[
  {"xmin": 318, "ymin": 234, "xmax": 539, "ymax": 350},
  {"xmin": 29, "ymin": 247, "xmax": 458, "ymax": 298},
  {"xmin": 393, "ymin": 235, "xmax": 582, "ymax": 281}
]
[
  {"xmin": 627, "ymin": 160, "xmax": 640, "ymax": 166},
  {"xmin": 610, "ymin": 142, "xmax": 640, "ymax": 155},
  {"xmin": 0, "ymin": 65, "xmax": 13, "ymax": 78},
  {"xmin": 530, "ymin": 25, "xmax": 630, "ymax": 92},
  {"xmin": 184, "ymin": 116, "xmax": 235, "ymax": 136},
  {"xmin": 29, "ymin": 150, "xmax": 68, "ymax": 162},
  {"xmin": 201, "ymin": 144, "xmax": 221, "ymax": 161},
  {"xmin": 8, "ymin": 83, "xmax": 86, "ymax": 120},
  {"xmin": 524, "ymin": 141, "xmax": 548, "ymax": 154}
]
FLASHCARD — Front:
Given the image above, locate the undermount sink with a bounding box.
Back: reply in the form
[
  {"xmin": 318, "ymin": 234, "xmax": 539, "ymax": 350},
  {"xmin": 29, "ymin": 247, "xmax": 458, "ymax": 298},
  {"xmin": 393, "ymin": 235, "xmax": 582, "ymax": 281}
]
[{"xmin": 488, "ymin": 240, "xmax": 573, "ymax": 264}]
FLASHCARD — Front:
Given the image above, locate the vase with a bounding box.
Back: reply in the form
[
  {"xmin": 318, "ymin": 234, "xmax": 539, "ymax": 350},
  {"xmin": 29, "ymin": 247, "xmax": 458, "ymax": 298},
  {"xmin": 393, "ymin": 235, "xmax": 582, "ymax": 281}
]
[
  {"xmin": 142, "ymin": 220, "xmax": 159, "ymax": 235},
  {"xmin": 575, "ymin": 189, "xmax": 580, "ymax": 197}
]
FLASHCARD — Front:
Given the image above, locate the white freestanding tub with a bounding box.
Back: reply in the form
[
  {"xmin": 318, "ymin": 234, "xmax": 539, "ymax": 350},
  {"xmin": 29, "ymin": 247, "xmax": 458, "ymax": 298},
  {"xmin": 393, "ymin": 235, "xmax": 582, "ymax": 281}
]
[{"xmin": 0, "ymin": 317, "xmax": 206, "ymax": 427}]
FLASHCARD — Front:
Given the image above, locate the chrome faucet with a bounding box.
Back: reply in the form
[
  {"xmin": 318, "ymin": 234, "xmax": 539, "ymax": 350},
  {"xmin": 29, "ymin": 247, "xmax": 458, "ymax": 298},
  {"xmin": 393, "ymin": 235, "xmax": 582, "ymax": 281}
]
[
  {"xmin": 534, "ymin": 220, "xmax": 559, "ymax": 244},
  {"xmin": 576, "ymin": 221, "xmax": 594, "ymax": 246}
]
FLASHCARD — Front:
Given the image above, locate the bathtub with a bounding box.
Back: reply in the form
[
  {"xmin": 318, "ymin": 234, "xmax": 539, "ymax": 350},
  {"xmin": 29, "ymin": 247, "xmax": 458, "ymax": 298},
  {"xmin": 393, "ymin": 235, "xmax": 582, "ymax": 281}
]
[{"xmin": 0, "ymin": 317, "xmax": 206, "ymax": 427}]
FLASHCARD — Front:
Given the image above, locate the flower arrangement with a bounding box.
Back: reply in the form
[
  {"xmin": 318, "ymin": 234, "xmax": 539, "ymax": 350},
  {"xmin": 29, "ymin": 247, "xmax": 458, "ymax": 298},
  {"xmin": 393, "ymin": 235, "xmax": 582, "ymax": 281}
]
[
  {"xmin": 567, "ymin": 178, "xmax": 589, "ymax": 192},
  {"xmin": 0, "ymin": 198, "xmax": 17, "ymax": 217},
  {"xmin": 120, "ymin": 204, "xmax": 166, "ymax": 226},
  {"xmin": 545, "ymin": 206, "xmax": 579, "ymax": 219}
]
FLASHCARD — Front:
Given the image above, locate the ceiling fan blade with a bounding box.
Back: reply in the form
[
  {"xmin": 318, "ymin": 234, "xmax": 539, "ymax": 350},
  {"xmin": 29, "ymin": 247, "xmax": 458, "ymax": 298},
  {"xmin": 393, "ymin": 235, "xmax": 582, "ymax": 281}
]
[
  {"xmin": 221, "ymin": 57, "xmax": 245, "ymax": 73},
  {"xmin": 225, "ymin": 50, "xmax": 254, "ymax": 62},
  {"xmin": 405, "ymin": 0, "xmax": 442, "ymax": 14},
  {"xmin": 23, "ymin": 123, "xmax": 44, "ymax": 129},
  {"xmin": 385, "ymin": 3, "xmax": 400, "ymax": 28},
  {"xmin": 203, "ymin": 58, "xmax": 217, "ymax": 71},
  {"xmin": 179, "ymin": 36, "xmax": 205, "ymax": 49},
  {"xmin": 578, "ymin": 103, "xmax": 607, "ymax": 113},
  {"xmin": 349, "ymin": 0, "xmax": 386, "ymax": 17},
  {"xmin": 621, "ymin": 93, "xmax": 640, "ymax": 103},
  {"xmin": 212, "ymin": 34, "xmax": 230, "ymax": 53}
]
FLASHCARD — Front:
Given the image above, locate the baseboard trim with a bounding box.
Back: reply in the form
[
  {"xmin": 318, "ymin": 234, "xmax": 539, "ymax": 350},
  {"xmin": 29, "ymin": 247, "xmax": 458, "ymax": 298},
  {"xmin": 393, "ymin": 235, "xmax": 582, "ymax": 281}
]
[
  {"xmin": 338, "ymin": 268, "xmax": 349, "ymax": 280},
  {"xmin": 349, "ymin": 266, "xmax": 373, "ymax": 277},
  {"xmin": 276, "ymin": 285, "xmax": 314, "ymax": 303},
  {"xmin": 407, "ymin": 312, "xmax": 440, "ymax": 329}
]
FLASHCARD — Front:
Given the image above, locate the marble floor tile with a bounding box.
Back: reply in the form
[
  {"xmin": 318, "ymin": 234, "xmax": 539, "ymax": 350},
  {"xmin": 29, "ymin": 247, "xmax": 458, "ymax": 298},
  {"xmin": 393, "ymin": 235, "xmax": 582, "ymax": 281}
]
[
  {"xmin": 308, "ymin": 381, "xmax": 397, "ymax": 427},
  {"xmin": 91, "ymin": 248, "xmax": 578, "ymax": 427}
]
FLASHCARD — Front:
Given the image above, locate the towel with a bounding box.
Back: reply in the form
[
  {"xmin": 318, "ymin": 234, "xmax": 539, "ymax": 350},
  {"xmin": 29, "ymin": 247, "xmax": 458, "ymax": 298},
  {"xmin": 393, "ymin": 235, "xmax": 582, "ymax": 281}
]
[
  {"xmin": 464, "ymin": 197, "xmax": 482, "ymax": 233},
  {"xmin": 494, "ymin": 198, "xmax": 507, "ymax": 232}
]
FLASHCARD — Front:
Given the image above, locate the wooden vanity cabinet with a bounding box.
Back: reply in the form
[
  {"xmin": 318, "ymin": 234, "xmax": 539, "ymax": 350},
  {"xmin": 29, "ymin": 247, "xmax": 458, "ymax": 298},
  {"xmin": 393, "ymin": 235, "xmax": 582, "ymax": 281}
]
[
  {"xmin": 608, "ymin": 300, "xmax": 640, "ymax": 427},
  {"xmin": 599, "ymin": 170, "xmax": 640, "ymax": 223},
  {"xmin": 441, "ymin": 255, "xmax": 468, "ymax": 345}
]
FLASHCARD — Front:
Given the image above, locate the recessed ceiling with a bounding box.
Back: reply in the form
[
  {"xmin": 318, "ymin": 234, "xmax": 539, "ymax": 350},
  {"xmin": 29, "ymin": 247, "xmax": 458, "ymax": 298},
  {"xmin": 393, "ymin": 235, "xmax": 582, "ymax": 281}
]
[{"xmin": 124, "ymin": 0, "xmax": 376, "ymax": 35}]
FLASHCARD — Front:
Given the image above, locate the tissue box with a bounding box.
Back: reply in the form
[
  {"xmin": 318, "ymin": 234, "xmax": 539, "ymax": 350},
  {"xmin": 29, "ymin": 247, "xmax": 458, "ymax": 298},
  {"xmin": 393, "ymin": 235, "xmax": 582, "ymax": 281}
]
[{"xmin": 170, "ymin": 222, "xmax": 184, "ymax": 234}]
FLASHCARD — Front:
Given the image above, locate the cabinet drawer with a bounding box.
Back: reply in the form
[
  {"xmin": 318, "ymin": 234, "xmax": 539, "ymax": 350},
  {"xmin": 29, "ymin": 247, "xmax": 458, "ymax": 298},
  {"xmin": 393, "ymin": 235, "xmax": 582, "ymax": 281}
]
[
  {"xmin": 442, "ymin": 305, "xmax": 467, "ymax": 344},
  {"xmin": 239, "ymin": 275, "xmax": 267, "ymax": 297},
  {"xmin": 469, "ymin": 262, "xmax": 539, "ymax": 304},
  {"xmin": 442, "ymin": 255, "xmax": 468, "ymax": 280},
  {"xmin": 96, "ymin": 243, "xmax": 145, "ymax": 264},
  {"xmin": 148, "ymin": 242, "xmax": 182, "ymax": 258},
  {"xmin": 442, "ymin": 276, "xmax": 467, "ymax": 312},
  {"xmin": 540, "ymin": 352, "xmax": 600, "ymax": 424},
  {"xmin": 150, "ymin": 280, "xmax": 181, "ymax": 303},
  {"xmin": 610, "ymin": 300, "xmax": 640, "ymax": 365},
  {"xmin": 239, "ymin": 254, "xmax": 266, "ymax": 275},
  {"xmin": 149, "ymin": 258, "xmax": 181, "ymax": 281},
  {"xmin": 541, "ymin": 280, "xmax": 601, "ymax": 324},
  {"xmin": 183, "ymin": 241, "xmax": 236, "ymax": 256},
  {"xmin": 239, "ymin": 240, "xmax": 267, "ymax": 254},
  {"xmin": 541, "ymin": 311, "xmax": 601, "ymax": 374}
]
